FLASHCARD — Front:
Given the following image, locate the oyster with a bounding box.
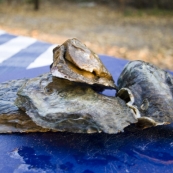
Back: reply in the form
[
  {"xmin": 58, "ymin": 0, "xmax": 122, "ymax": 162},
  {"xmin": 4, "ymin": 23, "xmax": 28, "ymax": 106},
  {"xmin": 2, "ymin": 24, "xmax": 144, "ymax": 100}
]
[
  {"xmin": 50, "ymin": 38, "xmax": 117, "ymax": 91},
  {"xmin": 0, "ymin": 79, "xmax": 50, "ymax": 133},
  {"xmin": 117, "ymin": 60, "xmax": 173, "ymax": 128},
  {"xmin": 15, "ymin": 73, "xmax": 137, "ymax": 134}
]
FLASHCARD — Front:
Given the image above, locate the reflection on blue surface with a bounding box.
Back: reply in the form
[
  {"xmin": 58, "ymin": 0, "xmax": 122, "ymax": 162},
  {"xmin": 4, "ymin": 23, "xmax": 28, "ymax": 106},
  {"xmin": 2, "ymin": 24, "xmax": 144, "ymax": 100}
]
[
  {"xmin": 0, "ymin": 124, "xmax": 173, "ymax": 173},
  {"xmin": 17, "ymin": 146, "xmax": 55, "ymax": 170},
  {"xmin": 132, "ymin": 148, "xmax": 173, "ymax": 165}
]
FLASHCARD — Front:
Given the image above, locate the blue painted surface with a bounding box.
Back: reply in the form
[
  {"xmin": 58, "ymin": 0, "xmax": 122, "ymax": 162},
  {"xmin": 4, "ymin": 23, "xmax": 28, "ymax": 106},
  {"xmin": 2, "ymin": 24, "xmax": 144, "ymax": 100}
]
[{"xmin": 1, "ymin": 125, "xmax": 173, "ymax": 173}]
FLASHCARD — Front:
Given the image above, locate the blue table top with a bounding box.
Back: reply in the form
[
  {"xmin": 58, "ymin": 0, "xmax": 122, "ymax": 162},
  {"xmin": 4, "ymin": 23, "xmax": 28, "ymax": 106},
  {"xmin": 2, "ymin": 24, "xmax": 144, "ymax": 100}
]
[{"xmin": 0, "ymin": 30, "xmax": 173, "ymax": 173}]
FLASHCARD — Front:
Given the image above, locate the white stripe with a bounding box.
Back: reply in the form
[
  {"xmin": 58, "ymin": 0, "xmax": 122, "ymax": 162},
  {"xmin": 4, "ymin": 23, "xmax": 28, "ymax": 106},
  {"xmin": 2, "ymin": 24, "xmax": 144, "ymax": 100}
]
[
  {"xmin": 0, "ymin": 36, "xmax": 36, "ymax": 64},
  {"xmin": 0, "ymin": 30, "xmax": 6, "ymax": 35},
  {"xmin": 27, "ymin": 44, "xmax": 57, "ymax": 69}
]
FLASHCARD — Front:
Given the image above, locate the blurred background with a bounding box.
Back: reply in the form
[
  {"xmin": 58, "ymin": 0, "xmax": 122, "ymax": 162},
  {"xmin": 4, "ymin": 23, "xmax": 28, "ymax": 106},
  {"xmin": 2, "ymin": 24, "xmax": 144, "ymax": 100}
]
[{"xmin": 0, "ymin": 0, "xmax": 173, "ymax": 70}]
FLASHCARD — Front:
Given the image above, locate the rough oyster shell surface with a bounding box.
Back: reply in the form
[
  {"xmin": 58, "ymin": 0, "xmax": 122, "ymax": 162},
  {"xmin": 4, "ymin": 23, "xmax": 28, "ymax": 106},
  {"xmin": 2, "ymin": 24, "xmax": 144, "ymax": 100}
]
[
  {"xmin": 0, "ymin": 79, "xmax": 50, "ymax": 133},
  {"xmin": 15, "ymin": 73, "xmax": 137, "ymax": 134},
  {"xmin": 51, "ymin": 38, "xmax": 117, "ymax": 90},
  {"xmin": 117, "ymin": 60, "xmax": 173, "ymax": 127}
]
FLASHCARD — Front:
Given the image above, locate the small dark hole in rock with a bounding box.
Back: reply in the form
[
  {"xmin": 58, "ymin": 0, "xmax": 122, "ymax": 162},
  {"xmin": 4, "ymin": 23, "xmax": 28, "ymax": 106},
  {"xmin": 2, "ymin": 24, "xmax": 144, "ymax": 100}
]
[
  {"xmin": 117, "ymin": 90, "xmax": 131, "ymax": 103},
  {"xmin": 92, "ymin": 71, "xmax": 97, "ymax": 76},
  {"xmin": 45, "ymin": 87, "xmax": 53, "ymax": 94}
]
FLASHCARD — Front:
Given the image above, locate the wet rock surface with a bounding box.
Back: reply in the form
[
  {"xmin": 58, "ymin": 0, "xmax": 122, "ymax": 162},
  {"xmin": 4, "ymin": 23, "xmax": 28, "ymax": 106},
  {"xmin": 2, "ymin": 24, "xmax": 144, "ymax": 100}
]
[{"xmin": 15, "ymin": 73, "xmax": 136, "ymax": 134}]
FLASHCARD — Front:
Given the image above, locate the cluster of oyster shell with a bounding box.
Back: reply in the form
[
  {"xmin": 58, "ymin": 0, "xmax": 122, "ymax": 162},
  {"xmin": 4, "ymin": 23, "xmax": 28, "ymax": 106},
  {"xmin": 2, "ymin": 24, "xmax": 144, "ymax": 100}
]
[{"xmin": 0, "ymin": 38, "xmax": 173, "ymax": 134}]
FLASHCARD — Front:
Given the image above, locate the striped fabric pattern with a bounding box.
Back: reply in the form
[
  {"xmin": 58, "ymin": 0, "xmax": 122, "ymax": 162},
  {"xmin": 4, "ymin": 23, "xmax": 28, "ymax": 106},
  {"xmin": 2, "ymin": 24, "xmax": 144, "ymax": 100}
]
[{"xmin": 0, "ymin": 30, "xmax": 58, "ymax": 83}]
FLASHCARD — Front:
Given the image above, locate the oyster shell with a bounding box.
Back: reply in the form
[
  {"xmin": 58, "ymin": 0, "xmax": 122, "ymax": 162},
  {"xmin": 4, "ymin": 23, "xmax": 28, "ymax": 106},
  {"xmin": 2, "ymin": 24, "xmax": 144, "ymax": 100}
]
[
  {"xmin": 117, "ymin": 60, "xmax": 173, "ymax": 128},
  {"xmin": 0, "ymin": 79, "xmax": 50, "ymax": 133},
  {"xmin": 15, "ymin": 73, "xmax": 137, "ymax": 134},
  {"xmin": 50, "ymin": 38, "xmax": 117, "ymax": 91}
]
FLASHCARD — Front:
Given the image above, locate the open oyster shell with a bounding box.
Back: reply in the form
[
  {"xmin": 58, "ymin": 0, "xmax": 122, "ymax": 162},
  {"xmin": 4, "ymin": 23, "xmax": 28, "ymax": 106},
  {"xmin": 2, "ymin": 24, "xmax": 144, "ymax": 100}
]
[
  {"xmin": 15, "ymin": 73, "xmax": 137, "ymax": 134},
  {"xmin": 117, "ymin": 60, "xmax": 173, "ymax": 128},
  {"xmin": 50, "ymin": 38, "xmax": 117, "ymax": 91},
  {"xmin": 0, "ymin": 79, "xmax": 50, "ymax": 133}
]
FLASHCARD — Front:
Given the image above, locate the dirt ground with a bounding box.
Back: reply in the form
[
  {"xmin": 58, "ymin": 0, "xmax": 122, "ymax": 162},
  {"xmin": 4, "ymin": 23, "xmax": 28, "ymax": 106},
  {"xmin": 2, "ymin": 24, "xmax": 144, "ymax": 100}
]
[{"xmin": 0, "ymin": 1, "xmax": 173, "ymax": 70}]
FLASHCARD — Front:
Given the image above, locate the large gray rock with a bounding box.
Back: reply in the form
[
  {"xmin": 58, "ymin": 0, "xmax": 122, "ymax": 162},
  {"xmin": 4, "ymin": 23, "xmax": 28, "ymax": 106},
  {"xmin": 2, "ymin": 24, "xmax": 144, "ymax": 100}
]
[{"xmin": 15, "ymin": 73, "xmax": 137, "ymax": 134}]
